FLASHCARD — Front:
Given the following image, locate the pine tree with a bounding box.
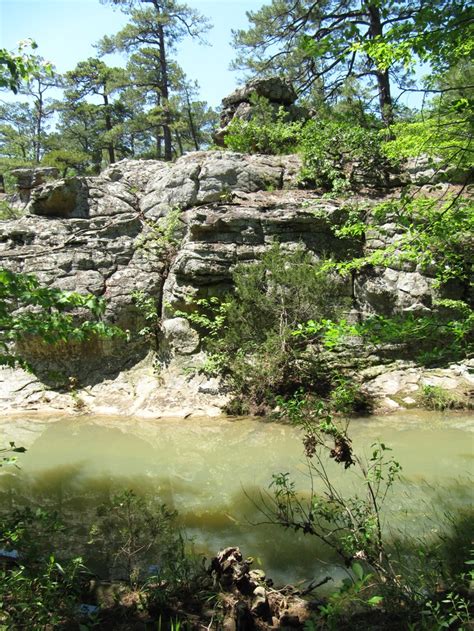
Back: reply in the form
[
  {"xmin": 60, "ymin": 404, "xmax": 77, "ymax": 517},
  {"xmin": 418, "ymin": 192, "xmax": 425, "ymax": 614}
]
[{"xmin": 98, "ymin": 0, "xmax": 211, "ymax": 160}]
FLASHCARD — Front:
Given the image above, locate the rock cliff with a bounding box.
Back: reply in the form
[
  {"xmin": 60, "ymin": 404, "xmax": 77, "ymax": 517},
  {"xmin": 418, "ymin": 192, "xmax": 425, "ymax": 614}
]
[{"xmin": 0, "ymin": 151, "xmax": 471, "ymax": 416}]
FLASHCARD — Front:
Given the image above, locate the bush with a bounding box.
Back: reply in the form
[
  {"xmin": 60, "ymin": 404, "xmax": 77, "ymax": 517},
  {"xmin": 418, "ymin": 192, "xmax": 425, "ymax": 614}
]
[
  {"xmin": 329, "ymin": 375, "xmax": 374, "ymax": 415},
  {"xmin": 203, "ymin": 243, "xmax": 350, "ymax": 410},
  {"xmin": 299, "ymin": 119, "xmax": 391, "ymax": 192},
  {"xmin": 224, "ymin": 94, "xmax": 302, "ymax": 155},
  {"xmin": 0, "ymin": 508, "xmax": 85, "ymax": 628},
  {"xmin": 420, "ymin": 384, "xmax": 464, "ymax": 411},
  {"xmin": 90, "ymin": 490, "xmax": 185, "ymax": 585},
  {"xmin": 0, "ymin": 495, "xmax": 211, "ymax": 628}
]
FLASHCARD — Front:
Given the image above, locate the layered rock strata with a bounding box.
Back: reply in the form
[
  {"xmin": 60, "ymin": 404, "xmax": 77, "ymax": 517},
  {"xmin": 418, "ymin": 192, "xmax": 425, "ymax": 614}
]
[{"xmin": 0, "ymin": 151, "xmax": 471, "ymax": 416}]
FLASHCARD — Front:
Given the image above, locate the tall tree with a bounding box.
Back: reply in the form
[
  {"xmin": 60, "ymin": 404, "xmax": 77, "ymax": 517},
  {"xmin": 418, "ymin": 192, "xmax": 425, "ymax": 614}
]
[
  {"xmin": 20, "ymin": 59, "xmax": 59, "ymax": 162},
  {"xmin": 52, "ymin": 99, "xmax": 106, "ymax": 173},
  {"xmin": 98, "ymin": 0, "xmax": 211, "ymax": 161},
  {"xmin": 123, "ymin": 46, "xmax": 178, "ymax": 158},
  {"xmin": 232, "ymin": 0, "xmax": 465, "ymax": 125},
  {"xmin": 64, "ymin": 58, "xmax": 126, "ymax": 165},
  {"xmin": 169, "ymin": 75, "xmax": 219, "ymax": 153},
  {"xmin": 0, "ymin": 102, "xmax": 36, "ymax": 162}
]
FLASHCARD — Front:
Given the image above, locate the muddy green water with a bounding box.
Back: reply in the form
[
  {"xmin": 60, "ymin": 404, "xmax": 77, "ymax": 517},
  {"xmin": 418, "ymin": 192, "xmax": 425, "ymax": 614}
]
[{"xmin": 0, "ymin": 411, "xmax": 473, "ymax": 585}]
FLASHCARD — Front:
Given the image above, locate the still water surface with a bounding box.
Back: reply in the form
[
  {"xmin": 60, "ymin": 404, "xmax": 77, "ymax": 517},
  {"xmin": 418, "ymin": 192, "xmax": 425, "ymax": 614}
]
[{"xmin": 0, "ymin": 411, "xmax": 472, "ymax": 585}]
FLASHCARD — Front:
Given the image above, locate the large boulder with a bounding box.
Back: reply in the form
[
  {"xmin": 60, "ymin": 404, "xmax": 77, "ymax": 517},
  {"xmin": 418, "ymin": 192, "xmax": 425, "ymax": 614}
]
[
  {"xmin": 213, "ymin": 77, "xmax": 300, "ymax": 146},
  {"xmin": 27, "ymin": 177, "xmax": 89, "ymax": 218},
  {"xmin": 222, "ymin": 77, "xmax": 297, "ymax": 108},
  {"xmin": 138, "ymin": 151, "xmax": 302, "ymax": 218},
  {"xmin": 8, "ymin": 166, "xmax": 59, "ymax": 207}
]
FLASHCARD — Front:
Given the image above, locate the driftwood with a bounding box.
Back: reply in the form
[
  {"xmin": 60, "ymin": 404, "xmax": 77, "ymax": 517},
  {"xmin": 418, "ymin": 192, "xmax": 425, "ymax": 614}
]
[{"xmin": 210, "ymin": 547, "xmax": 319, "ymax": 630}]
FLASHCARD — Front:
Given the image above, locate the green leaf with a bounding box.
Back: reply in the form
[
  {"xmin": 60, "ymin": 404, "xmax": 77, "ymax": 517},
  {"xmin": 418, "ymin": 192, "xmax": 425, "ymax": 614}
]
[
  {"xmin": 367, "ymin": 595, "xmax": 383, "ymax": 606},
  {"xmin": 352, "ymin": 562, "xmax": 364, "ymax": 581}
]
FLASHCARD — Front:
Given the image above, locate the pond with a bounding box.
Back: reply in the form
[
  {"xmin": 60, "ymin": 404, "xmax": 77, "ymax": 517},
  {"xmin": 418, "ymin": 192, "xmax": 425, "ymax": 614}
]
[{"xmin": 0, "ymin": 410, "xmax": 472, "ymax": 586}]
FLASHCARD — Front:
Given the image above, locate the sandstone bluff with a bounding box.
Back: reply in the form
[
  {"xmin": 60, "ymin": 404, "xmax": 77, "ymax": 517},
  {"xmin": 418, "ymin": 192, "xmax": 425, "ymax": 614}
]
[{"xmin": 0, "ymin": 151, "xmax": 472, "ymax": 416}]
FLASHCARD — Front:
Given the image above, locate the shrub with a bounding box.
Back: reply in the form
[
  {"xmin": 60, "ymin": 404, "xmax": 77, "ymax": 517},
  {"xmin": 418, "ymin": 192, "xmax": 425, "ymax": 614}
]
[
  {"xmin": 90, "ymin": 490, "xmax": 182, "ymax": 584},
  {"xmin": 203, "ymin": 243, "xmax": 350, "ymax": 410},
  {"xmin": 299, "ymin": 119, "xmax": 391, "ymax": 192},
  {"xmin": 329, "ymin": 375, "xmax": 374, "ymax": 416},
  {"xmin": 263, "ymin": 393, "xmax": 402, "ymax": 582},
  {"xmin": 0, "ymin": 508, "xmax": 85, "ymax": 628},
  {"xmin": 420, "ymin": 384, "xmax": 463, "ymax": 411},
  {"xmin": 224, "ymin": 94, "xmax": 302, "ymax": 155}
]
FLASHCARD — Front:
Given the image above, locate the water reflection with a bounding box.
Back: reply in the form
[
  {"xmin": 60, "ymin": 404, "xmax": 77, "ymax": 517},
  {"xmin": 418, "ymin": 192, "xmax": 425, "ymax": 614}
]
[{"xmin": 0, "ymin": 411, "xmax": 472, "ymax": 585}]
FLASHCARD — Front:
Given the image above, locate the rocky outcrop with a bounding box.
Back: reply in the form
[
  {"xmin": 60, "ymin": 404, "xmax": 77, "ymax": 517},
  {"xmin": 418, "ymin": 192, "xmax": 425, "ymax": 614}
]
[
  {"xmin": 213, "ymin": 77, "xmax": 301, "ymax": 146},
  {"xmin": 8, "ymin": 167, "xmax": 59, "ymax": 207},
  {"xmin": 0, "ymin": 151, "xmax": 470, "ymax": 416},
  {"xmin": 360, "ymin": 360, "xmax": 474, "ymax": 413}
]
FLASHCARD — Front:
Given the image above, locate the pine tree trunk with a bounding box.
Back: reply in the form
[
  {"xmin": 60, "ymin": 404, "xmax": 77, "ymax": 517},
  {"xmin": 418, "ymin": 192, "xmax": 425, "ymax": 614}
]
[
  {"xmin": 103, "ymin": 92, "xmax": 116, "ymax": 164},
  {"xmin": 155, "ymin": 131, "xmax": 162, "ymax": 159},
  {"xmin": 156, "ymin": 11, "xmax": 173, "ymax": 161},
  {"xmin": 185, "ymin": 88, "xmax": 199, "ymax": 151},
  {"xmin": 367, "ymin": 4, "xmax": 394, "ymax": 126},
  {"xmin": 175, "ymin": 129, "xmax": 184, "ymax": 156}
]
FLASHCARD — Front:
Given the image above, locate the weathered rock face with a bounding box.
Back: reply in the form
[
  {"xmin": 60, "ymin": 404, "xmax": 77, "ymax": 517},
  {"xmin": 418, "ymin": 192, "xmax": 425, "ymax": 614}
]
[
  {"xmin": 0, "ymin": 151, "xmax": 470, "ymax": 416},
  {"xmin": 163, "ymin": 190, "xmax": 358, "ymax": 310},
  {"xmin": 8, "ymin": 167, "xmax": 60, "ymax": 208},
  {"xmin": 28, "ymin": 177, "xmax": 90, "ymax": 218},
  {"xmin": 213, "ymin": 77, "xmax": 301, "ymax": 146}
]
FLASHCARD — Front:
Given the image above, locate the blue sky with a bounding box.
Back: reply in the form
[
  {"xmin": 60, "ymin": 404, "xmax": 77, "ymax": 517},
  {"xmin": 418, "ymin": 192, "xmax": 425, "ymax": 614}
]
[
  {"xmin": 1, "ymin": 0, "xmax": 262, "ymax": 107},
  {"xmin": 1, "ymin": 0, "xmax": 426, "ymax": 110}
]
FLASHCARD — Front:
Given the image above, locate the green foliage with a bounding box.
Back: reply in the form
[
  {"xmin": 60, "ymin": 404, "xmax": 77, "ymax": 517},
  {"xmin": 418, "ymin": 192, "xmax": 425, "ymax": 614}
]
[
  {"xmin": 173, "ymin": 296, "xmax": 230, "ymax": 340},
  {"xmin": 41, "ymin": 147, "xmax": 90, "ymax": 176},
  {"xmin": 292, "ymin": 317, "xmax": 358, "ymax": 350},
  {"xmin": 0, "ymin": 508, "xmax": 84, "ymax": 629},
  {"xmin": 420, "ymin": 385, "xmax": 464, "ymax": 411},
  {"xmin": 0, "ymin": 497, "xmax": 212, "ymax": 629},
  {"xmin": 331, "ymin": 195, "xmax": 473, "ymax": 286},
  {"xmin": 265, "ymin": 393, "xmax": 401, "ymax": 581},
  {"xmin": 329, "ymin": 376, "xmax": 374, "ymax": 416},
  {"xmin": 355, "ymin": 1, "xmax": 472, "ymax": 76},
  {"xmin": 99, "ymin": 0, "xmax": 212, "ymax": 161},
  {"xmin": 0, "ymin": 102, "xmax": 37, "ymax": 163},
  {"xmin": 0, "ymin": 200, "xmax": 22, "ymax": 221},
  {"xmin": 295, "ymin": 302, "xmax": 473, "ymax": 368},
  {"xmin": 138, "ymin": 207, "xmax": 184, "ymax": 259},
  {"xmin": 319, "ymin": 192, "xmax": 473, "ymax": 369},
  {"xmin": 131, "ymin": 289, "xmax": 160, "ymax": 345},
  {"xmin": 90, "ymin": 490, "xmax": 180, "ymax": 584},
  {"xmin": 360, "ymin": 310, "xmax": 473, "ymax": 367},
  {"xmin": 381, "ymin": 62, "xmax": 474, "ymax": 177},
  {"xmin": 318, "ymin": 562, "xmax": 383, "ymax": 630},
  {"xmin": 422, "ymin": 591, "xmax": 472, "ymax": 630},
  {"xmin": 0, "ymin": 39, "xmax": 51, "ymax": 94},
  {"xmin": 224, "ymin": 94, "xmax": 302, "ymax": 155},
  {"xmin": 383, "ymin": 113, "xmax": 473, "ymax": 175},
  {"xmin": 90, "ymin": 489, "xmax": 210, "ymax": 613},
  {"xmin": 0, "ymin": 555, "xmax": 84, "ymax": 629},
  {"xmin": 206, "ymin": 243, "xmax": 348, "ymax": 409},
  {"xmin": 299, "ymin": 119, "xmax": 392, "ymax": 192},
  {"xmin": 0, "ymin": 268, "xmax": 123, "ymax": 368}
]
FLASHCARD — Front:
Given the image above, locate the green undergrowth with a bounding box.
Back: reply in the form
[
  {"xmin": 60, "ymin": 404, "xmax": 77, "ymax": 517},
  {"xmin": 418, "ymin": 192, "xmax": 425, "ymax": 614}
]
[
  {"xmin": 170, "ymin": 240, "xmax": 471, "ymax": 415},
  {"xmin": 0, "ymin": 492, "xmax": 214, "ymax": 630},
  {"xmin": 420, "ymin": 384, "xmax": 470, "ymax": 411},
  {"xmin": 0, "ymin": 481, "xmax": 472, "ymax": 630},
  {"xmin": 173, "ymin": 243, "xmax": 361, "ymax": 414}
]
